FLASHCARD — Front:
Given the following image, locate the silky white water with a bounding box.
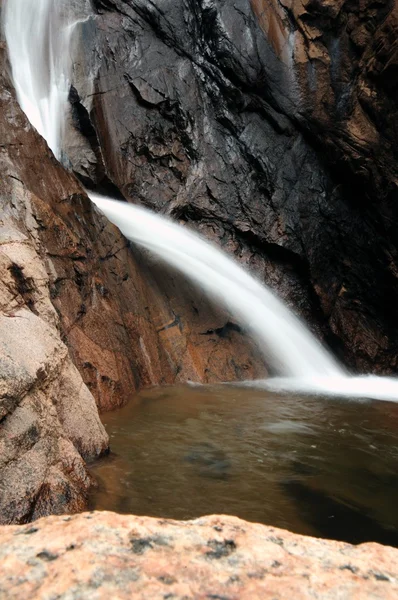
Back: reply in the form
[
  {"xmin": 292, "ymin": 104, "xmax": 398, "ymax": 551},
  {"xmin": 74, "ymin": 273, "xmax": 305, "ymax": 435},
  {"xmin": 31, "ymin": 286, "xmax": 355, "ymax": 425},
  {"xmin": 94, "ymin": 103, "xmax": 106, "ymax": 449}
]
[
  {"xmin": 4, "ymin": 0, "xmax": 398, "ymax": 402},
  {"xmin": 89, "ymin": 193, "xmax": 342, "ymax": 378},
  {"xmin": 2, "ymin": 0, "xmax": 75, "ymax": 159}
]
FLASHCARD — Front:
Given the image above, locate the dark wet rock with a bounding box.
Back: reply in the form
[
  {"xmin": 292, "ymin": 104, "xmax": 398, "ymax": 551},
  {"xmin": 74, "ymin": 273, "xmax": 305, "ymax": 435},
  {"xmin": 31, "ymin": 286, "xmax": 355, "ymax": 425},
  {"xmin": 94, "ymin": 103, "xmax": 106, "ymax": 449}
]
[
  {"xmin": 1, "ymin": 0, "xmax": 398, "ymax": 526},
  {"xmin": 68, "ymin": 0, "xmax": 398, "ymax": 373}
]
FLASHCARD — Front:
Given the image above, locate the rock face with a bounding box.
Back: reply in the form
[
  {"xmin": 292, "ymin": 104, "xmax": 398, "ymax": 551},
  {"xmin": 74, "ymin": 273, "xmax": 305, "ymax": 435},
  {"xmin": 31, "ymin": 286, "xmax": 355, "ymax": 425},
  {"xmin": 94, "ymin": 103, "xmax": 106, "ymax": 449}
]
[
  {"xmin": 0, "ymin": 35, "xmax": 265, "ymax": 417},
  {"xmin": 1, "ymin": 511, "xmax": 398, "ymax": 599},
  {"xmin": 0, "ymin": 46, "xmax": 108, "ymax": 523},
  {"xmin": 72, "ymin": 0, "xmax": 398, "ymax": 373}
]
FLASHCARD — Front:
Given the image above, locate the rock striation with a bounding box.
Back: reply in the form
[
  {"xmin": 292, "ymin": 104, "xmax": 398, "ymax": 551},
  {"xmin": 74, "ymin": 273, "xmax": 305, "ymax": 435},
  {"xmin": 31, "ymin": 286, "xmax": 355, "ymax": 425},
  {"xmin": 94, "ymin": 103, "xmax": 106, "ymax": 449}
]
[
  {"xmin": 1, "ymin": 511, "xmax": 398, "ymax": 599},
  {"xmin": 0, "ymin": 45, "xmax": 108, "ymax": 523}
]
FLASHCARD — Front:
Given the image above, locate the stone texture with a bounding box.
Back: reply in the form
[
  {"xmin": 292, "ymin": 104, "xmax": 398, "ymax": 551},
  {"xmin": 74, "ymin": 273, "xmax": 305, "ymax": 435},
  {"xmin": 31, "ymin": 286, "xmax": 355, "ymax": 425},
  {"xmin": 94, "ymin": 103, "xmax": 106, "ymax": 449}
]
[
  {"xmin": 1, "ymin": 0, "xmax": 397, "ymax": 526},
  {"xmin": 73, "ymin": 0, "xmax": 398, "ymax": 373},
  {"xmin": 0, "ymin": 49, "xmax": 113, "ymax": 521},
  {"xmin": 0, "ymin": 26, "xmax": 267, "ymax": 402},
  {"xmin": 0, "ymin": 47, "xmax": 109, "ymax": 522},
  {"xmin": 0, "ymin": 511, "xmax": 397, "ymax": 599}
]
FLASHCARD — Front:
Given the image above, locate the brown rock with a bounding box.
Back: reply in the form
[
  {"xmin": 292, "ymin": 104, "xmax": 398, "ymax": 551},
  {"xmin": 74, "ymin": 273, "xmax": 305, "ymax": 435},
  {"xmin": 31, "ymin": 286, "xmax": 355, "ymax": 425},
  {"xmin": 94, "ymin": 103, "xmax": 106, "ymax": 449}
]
[
  {"xmin": 0, "ymin": 226, "xmax": 109, "ymax": 523},
  {"xmin": 0, "ymin": 42, "xmax": 111, "ymax": 522},
  {"xmin": 0, "ymin": 511, "xmax": 397, "ymax": 599}
]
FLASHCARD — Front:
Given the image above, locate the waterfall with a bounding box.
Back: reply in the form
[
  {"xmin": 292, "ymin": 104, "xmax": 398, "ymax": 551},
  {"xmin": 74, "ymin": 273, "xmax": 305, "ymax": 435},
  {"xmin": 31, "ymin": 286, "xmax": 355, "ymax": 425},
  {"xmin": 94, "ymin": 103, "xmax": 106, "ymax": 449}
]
[
  {"xmin": 2, "ymin": 0, "xmax": 75, "ymax": 159},
  {"xmin": 4, "ymin": 0, "xmax": 398, "ymax": 402}
]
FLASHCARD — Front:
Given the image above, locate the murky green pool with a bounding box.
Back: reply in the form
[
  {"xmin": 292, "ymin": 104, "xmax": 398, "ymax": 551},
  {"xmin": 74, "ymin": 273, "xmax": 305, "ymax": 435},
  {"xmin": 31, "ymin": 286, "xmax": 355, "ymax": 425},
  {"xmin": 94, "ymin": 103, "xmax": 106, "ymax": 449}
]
[{"xmin": 89, "ymin": 384, "xmax": 398, "ymax": 546}]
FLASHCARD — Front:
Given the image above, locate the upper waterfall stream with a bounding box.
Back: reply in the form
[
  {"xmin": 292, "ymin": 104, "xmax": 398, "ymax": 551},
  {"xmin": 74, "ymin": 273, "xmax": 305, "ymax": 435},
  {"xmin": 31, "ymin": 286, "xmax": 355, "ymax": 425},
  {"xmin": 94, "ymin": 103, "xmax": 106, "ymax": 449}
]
[
  {"xmin": 3, "ymin": 0, "xmax": 77, "ymax": 159},
  {"xmin": 3, "ymin": 0, "xmax": 398, "ymax": 402}
]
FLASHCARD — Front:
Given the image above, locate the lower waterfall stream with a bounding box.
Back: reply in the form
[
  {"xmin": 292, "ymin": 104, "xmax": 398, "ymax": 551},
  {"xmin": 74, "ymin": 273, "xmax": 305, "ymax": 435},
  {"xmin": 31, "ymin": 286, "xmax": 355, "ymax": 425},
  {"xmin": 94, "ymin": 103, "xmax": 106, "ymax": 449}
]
[{"xmin": 89, "ymin": 193, "xmax": 398, "ymax": 403}]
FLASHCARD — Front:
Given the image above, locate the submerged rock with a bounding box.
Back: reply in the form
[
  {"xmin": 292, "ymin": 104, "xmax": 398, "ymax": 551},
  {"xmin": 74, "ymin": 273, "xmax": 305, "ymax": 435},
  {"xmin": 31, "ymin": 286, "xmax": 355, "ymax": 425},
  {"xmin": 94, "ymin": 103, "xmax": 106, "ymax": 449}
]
[
  {"xmin": 0, "ymin": 511, "xmax": 397, "ymax": 599},
  {"xmin": 184, "ymin": 442, "xmax": 232, "ymax": 479}
]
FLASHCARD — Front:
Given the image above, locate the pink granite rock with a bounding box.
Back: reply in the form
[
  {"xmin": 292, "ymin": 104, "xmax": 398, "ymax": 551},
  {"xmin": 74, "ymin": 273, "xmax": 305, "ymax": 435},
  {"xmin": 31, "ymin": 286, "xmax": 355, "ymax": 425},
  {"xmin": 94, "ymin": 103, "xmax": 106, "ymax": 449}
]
[{"xmin": 0, "ymin": 511, "xmax": 397, "ymax": 599}]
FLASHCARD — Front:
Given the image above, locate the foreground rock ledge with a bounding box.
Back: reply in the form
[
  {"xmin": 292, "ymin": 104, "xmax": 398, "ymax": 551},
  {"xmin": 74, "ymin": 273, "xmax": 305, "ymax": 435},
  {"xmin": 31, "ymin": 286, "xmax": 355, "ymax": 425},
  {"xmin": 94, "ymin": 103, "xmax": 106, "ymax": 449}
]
[{"xmin": 1, "ymin": 512, "xmax": 397, "ymax": 599}]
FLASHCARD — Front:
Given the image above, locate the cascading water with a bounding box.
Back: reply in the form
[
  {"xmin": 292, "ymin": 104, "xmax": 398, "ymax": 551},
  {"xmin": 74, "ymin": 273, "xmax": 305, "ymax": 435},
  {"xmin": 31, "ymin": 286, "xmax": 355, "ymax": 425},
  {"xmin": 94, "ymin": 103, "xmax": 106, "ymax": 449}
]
[
  {"xmin": 89, "ymin": 193, "xmax": 342, "ymax": 379},
  {"xmin": 2, "ymin": 0, "xmax": 75, "ymax": 159},
  {"xmin": 4, "ymin": 0, "xmax": 398, "ymax": 402}
]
